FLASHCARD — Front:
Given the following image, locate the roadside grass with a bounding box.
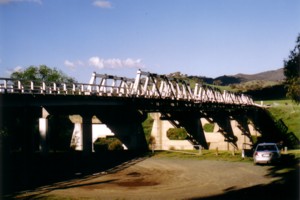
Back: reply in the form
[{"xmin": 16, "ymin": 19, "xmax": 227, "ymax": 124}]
[
  {"xmin": 152, "ymin": 149, "xmax": 253, "ymax": 162},
  {"xmin": 287, "ymin": 149, "xmax": 300, "ymax": 159},
  {"xmin": 151, "ymin": 149, "xmax": 300, "ymax": 162},
  {"xmin": 260, "ymin": 99, "xmax": 300, "ymax": 140}
]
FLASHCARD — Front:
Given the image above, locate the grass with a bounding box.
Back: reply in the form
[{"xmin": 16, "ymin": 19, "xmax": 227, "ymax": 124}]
[
  {"xmin": 142, "ymin": 114, "xmax": 154, "ymax": 142},
  {"xmin": 151, "ymin": 149, "xmax": 300, "ymax": 163},
  {"xmin": 287, "ymin": 149, "xmax": 300, "ymax": 159},
  {"xmin": 152, "ymin": 149, "xmax": 253, "ymax": 163},
  {"xmin": 260, "ymin": 99, "xmax": 300, "ymax": 140}
]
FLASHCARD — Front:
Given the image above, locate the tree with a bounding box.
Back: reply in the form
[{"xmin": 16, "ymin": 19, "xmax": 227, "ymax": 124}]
[
  {"xmin": 284, "ymin": 34, "xmax": 300, "ymax": 103},
  {"xmin": 8, "ymin": 65, "xmax": 77, "ymax": 152},
  {"xmin": 10, "ymin": 65, "xmax": 76, "ymax": 83}
]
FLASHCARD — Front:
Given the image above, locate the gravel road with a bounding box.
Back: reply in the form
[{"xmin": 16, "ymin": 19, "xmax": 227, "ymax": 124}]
[{"xmin": 14, "ymin": 155, "xmax": 297, "ymax": 200}]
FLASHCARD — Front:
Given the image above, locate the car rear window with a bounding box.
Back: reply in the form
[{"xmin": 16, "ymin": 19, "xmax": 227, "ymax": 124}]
[{"xmin": 257, "ymin": 144, "xmax": 277, "ymax": 151}]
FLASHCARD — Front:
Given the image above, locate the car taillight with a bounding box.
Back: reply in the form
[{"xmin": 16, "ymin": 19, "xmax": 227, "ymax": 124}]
[{"xmin": 254, "ymin": 152, "xmax": 258, "ymax": 156}]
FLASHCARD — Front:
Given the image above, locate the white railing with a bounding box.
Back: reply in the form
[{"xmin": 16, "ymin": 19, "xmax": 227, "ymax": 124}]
[{"xmin": 0, "ymin": 70, "xmax": 255, "ymax": 106}]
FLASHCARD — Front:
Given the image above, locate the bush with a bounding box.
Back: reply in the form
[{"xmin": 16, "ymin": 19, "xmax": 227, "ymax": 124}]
[
  {"xmin": 203, "ymin": 123, "xmax": 215, "ymax": 132},
  {"xmin": 94, "ymin": 137, "xmax": 124, "ymax": 151},
  {"xmin": 167, "ymin": 128, "xmax": 188, "ymax": 140},
  {"xmin": 108, "ymin": 139, "xmax": 124, "ymax": 150}
]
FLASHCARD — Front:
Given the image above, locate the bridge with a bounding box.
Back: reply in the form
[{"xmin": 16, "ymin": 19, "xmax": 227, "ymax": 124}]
[{"xmin": 0, "ymin": 70, "xmax": 283, "ymax": 155}]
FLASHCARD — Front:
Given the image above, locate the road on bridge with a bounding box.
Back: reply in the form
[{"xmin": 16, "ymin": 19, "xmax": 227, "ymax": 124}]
[{"xmin": 12, "ymin": 155, "xmax": 299, "ymax": 200}]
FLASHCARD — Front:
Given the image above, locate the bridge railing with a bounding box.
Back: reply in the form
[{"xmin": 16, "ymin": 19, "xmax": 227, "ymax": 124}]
[
  {"xmin": 0, "ymin": 77, "xmax": 136, "ymax": 97},
  {"xmin": 0, "ymin": 70, "xmax": 255, "ymax": 106},
  {"xmin": 88, "ymin": 72, "xmax": 135, "ymax": 96}
]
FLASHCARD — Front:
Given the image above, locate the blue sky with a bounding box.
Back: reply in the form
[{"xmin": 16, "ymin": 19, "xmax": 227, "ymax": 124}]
[{"xmin": 1, "ymin": 0, "xmax": 299, "ymax": 82}]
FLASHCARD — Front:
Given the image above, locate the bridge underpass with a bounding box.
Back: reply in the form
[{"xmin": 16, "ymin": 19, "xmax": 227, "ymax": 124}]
[
  {"xmin": 2, "ymin": 70, "xmax": 296, "ymax": 196},
  {"xmin": 0, "ymin": 69, "xmax": 288, "ymax": 156}
]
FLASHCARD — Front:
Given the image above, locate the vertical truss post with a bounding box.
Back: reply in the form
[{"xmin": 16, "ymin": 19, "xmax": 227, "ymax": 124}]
[{"xmin": 132, "ymin": 69, "xmax": 142, "ymax": 95}]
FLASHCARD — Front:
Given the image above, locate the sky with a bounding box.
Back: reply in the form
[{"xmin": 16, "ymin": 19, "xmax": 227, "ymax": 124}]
[{"xmin": 0, "ymin": 0, "xmax": 299, "ymax": 83}]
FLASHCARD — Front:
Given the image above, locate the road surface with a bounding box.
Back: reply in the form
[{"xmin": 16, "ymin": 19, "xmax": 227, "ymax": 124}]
[{"xmin": 13, "ymin": 156, "xmax": 299, "ymax": 200}]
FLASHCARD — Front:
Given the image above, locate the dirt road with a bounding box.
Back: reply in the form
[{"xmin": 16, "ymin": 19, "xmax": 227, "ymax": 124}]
[{"xmin": 13, "ymin": 156, "xmax": 298, "ymax": 200}]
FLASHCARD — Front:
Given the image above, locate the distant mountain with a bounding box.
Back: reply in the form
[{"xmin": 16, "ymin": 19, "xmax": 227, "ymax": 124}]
[
  {"xmin": 167, "ymin": 68, "xmax": 285, "ymax": 86},
  {"xmin": 232, "ymin": 68, "xmax": 284, "ymax": 82},
  {"xmin": 181, "ymin": 68, "xmax": 286, "ymax": 99},
  {"xmin": 212, "ymin": 68, "xmax": 284, "ymax": 85}
]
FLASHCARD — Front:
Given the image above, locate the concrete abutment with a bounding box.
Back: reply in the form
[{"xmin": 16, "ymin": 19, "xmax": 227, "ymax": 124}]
[{"xmin": 150, "ymin": 112, "xmax": 260, "ymax": 151}]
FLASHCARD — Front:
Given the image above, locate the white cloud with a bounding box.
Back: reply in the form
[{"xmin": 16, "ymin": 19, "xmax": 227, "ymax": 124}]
[
  {"xmin": 92, "ymin": 0, "xmax": 112, "ymax": 8},
  {"xmin": 64, "ymin": 57, "xmax": 144, "ymax": 71},
  {"xmin": 88, "ymin": 56, "xmax": 145, "ymax": 69},
  {"xmin": 5, "ymin": 66, "xmax": 23, "ymax": 75},
  {"xmin": 13, "ymin": 66, "xmax": 23, "ymax": 72},
  {"xmin": 64, "ymin": 59, "xmax": 84, "ymax": 70},
  {"xmin": 89, "ymin": 57, "xmax": 105, "ymax": 69},
  {"xmin": 0, "ymin": 0, "xmax": 42, "ymax": 4},
  {"xmin": 64, "ymin": 60, "xmax": 75, "ymax": 68}
]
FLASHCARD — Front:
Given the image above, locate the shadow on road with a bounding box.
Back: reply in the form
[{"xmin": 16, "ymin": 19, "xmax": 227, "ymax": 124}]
[
  {"xmin": 1, "ymin": 151, "xmax": 148, "ymax": 199},
  {"xmin": 2, "ymin": 152, "xmax": 299, "ymax": 200},
  {"xmin": 190, "ymin": 154, "xmax": 300, "ymax": 200}
]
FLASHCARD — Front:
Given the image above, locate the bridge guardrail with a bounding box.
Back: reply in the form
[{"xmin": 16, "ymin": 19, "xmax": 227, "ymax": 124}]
[{"xmin": 0, "ymin": 70, "xmax": 254, "ymax": 106}]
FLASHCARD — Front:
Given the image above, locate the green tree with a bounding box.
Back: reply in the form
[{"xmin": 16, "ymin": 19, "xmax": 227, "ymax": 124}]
[
  {"xmin": 7, "ymin": 65, "xmax": 76, "ymax": 152},
  {"xmin": 284, "ymin": 34, "xmax": 300, "ymax": 103},
  {"xmin": 10, "ymin": 65, "xmax": 76, "ymax": 83}
]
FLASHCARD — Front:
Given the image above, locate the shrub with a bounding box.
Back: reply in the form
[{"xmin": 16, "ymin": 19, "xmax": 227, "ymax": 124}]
[
  {"xmin": 167, "ymin": 128, "xmax": 188, "ymax": 140},
  {"xmin": 203, "ymin": 123, "xmax": 215, "ymax": 132},
  {"xmin": 108, "ymin": 139, "xmax": 124, "ymax": 150},
  {"xmin": 94, "ymin": 137, "xmax": 124, "ymax": 151}
]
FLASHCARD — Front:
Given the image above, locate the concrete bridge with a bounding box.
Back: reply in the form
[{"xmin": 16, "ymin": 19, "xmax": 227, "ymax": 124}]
[{"xmin": 0, "ymin": 70, "xmax": 281, "ymax": 155}]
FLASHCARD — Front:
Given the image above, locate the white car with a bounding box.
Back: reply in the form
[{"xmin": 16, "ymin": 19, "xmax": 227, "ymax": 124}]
[{"xmin": 253, "ymin": 143, "xmax": 281, "ymax": 164}]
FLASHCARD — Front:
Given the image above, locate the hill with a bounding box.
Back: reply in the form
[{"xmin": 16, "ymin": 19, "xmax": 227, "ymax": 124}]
[
  {"xmin": 169, "ymin": 68, "xmax": 285, "ymax": 86},
  {"xmin": 233, "ymin": 68, "xmax": 284, "ymax": 82},
  {"xmin": 167, "ymin": 68, "xmax": 287, "ymax": 99},
  {"xmin": 214, "ymin": 68, "xmax": 284, "ymax": 86}
]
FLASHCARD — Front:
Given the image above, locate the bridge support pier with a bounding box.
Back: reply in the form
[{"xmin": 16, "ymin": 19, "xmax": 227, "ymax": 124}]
[
  {"xmin": 175, "ymin": 115, "xmax": 208, "ymax": 149},
  {"xmin": 211, "ymin": 115, "xmax": 238, "ymax": 150},
  {"xmin": 150, "ymin": 113, "xmax": 174, "ymax": 150},
  {"xmin": 207, "ymin": 113, "xmax": 257, "ymax": 150},
  {"xmin": 82, "ymin": 115, "xmax": 93, "ymax": 155},
  {"xmin": 69, "ymin": 115, "xmax": 93, "ymax": 154},
  {"xmin": 70, "ymin": 122, "xmax": 83, "ymax": 151},
  {"xmin": 232, "ymin": 116, "xmax": 254, "ymax": 150},
  {"xmin": 150, "ymin": 112, "xmax": 208, "ymax": 150},
  {"xmin": 39, "ymin": 118, "xmax": 48, "ymax": 154},
  {"xmin": 39, "ymin": 108, "xmax": 49, "ymax": 154}
]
